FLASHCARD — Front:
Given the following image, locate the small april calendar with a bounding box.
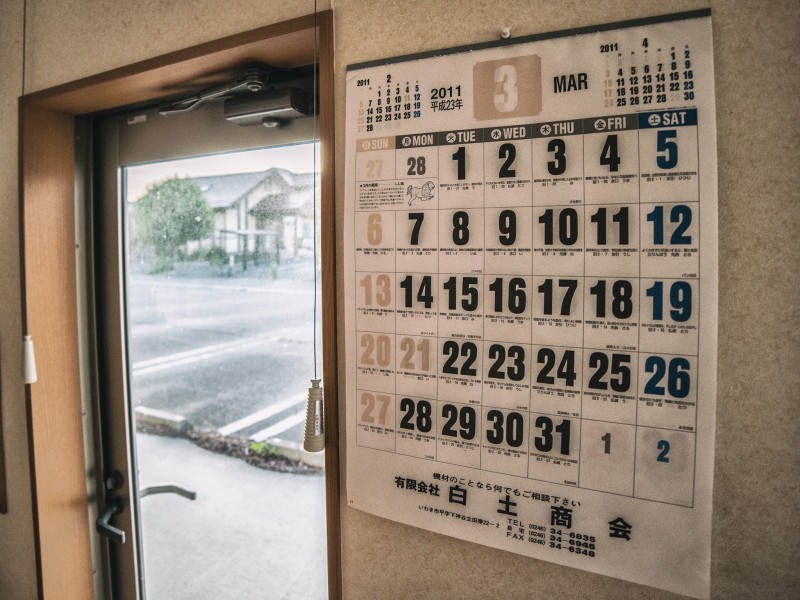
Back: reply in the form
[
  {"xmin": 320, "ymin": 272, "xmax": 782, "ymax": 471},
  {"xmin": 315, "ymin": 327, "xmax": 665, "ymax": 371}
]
[{"xmin": 344, "ymin": 10, "xmax": 718, "ymax": 598}]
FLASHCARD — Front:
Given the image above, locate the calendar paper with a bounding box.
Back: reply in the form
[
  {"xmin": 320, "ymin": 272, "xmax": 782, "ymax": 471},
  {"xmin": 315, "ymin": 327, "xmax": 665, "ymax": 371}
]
[{"xmin": 344, "ymin": 11, "xmax": 717, "ymax": 598}]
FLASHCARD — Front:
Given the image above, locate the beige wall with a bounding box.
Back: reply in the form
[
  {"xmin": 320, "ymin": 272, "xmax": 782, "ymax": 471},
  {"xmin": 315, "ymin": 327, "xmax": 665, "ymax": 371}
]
[
  {"xmin": 0, "ymin": 0, "xmax": 38, "ymax": 597},
  {"xmin": 1, "ymin": 0, "xmax": 798, "ymax": 598}
]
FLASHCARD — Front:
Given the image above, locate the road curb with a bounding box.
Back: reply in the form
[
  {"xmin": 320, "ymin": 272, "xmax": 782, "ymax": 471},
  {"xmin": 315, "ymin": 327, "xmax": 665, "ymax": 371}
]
[
  {"xmin": 135, "ymin": 406, "xmax": 324, "ymax": 469},
  {"xmin": 266, "ymin": 437, "xmax": 326, "ymax": 469},
  {"xmin": 135, "ymin": 406, "xmax": 192, "ymax": 432}
]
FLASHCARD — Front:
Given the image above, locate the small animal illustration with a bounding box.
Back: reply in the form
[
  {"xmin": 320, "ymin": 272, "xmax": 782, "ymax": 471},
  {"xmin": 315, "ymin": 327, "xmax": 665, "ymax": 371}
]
[{"xmin": 406, "ymin": 181, "xmax": 435, "ymax": 205}]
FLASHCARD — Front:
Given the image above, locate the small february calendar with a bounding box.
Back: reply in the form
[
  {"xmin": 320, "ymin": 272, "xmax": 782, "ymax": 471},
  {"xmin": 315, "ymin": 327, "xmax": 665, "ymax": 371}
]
[{"xmin": 344, "ymin": 10, "xmax": 717, "ymax": 598}]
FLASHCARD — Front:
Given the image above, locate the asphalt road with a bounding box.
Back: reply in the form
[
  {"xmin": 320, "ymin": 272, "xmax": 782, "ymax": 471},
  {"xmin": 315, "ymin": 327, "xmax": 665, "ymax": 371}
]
[{"xmin": 127, "ymin": 271, "xmax": 321, "ymax": 445}]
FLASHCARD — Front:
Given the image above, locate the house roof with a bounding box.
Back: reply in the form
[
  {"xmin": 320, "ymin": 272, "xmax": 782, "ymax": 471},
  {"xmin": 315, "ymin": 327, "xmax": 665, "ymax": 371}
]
[
  {"xmin": 190, "ymin": 167, "xmax": 315, "ymax": 210},
  {"xmin": 191, "ymin": 172, "xmax": 268, "ymax": 209}
]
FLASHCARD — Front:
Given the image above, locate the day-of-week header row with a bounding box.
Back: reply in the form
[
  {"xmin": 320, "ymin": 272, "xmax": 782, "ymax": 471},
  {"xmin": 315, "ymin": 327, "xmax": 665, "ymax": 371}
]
[{"xmin": 356, "ymin": 109, "xmax": 698, "ymax": 151}]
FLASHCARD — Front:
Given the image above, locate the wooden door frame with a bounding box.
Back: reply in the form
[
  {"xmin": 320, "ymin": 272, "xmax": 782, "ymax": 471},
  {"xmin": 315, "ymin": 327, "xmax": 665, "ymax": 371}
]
[{"xmin": 18, "ymin": 11, "xmax": 339, "ymax": 599}]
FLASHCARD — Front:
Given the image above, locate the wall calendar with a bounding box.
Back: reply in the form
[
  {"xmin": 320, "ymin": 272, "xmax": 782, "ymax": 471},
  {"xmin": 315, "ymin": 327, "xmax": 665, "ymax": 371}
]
[{"xmin": 343, "ymin": 10, "xmax": 717, "ymax": 598}]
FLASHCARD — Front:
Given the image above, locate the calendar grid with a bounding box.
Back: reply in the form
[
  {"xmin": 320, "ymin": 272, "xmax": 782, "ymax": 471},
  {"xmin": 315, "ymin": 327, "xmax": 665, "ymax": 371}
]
[
  {"xmin": 633, "ymin": 125, "xmax": 642, "ymax": 498},
  {"xmin": 480, "ymin": 140, "xmax": 486, "ymax": 476},
  {"xmin": 578, "ymin": 122, "xmax": 588, "ymax": 490},
  {"xmin": 691, "ymin": 106, "xmax": 702, "ymax": 509},
  {"xmin": 393, "ymin": 190, "xmax": 398, "ymax": 455},
  {"xmin": 353, "ymin": 110, "xmax": 701, "ymax": 507}
]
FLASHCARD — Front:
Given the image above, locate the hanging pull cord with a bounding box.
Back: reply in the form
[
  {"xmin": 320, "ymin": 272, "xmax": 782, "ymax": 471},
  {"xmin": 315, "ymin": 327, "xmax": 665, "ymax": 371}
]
[
  {"xmin": 304, "ymin": 379, "xmax": 325, "ymax": 453},
  {"xmin": 158, "ymin": 68, "xmax": 268, "ymax": 116},
  {"xmin": 304, "ymin": 2, "xmax": 325, "ymax": 455}
]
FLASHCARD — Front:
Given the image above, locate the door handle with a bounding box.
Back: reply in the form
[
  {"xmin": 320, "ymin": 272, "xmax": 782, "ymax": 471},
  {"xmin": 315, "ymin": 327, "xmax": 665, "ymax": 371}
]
[
  {"xmin": 95, "ymin": 480, "xmax": 195, "ymax": 545},
  {"xmin": 140, "ymin": 483, "xmax": 197, "ymax": 501},
  {"xmin": 96, "ymin": 497, "xmax": 126, "ymax": 544},
  {"xmin": 97, "ymin": 470, "xmax": 126, "ymax": 544}
]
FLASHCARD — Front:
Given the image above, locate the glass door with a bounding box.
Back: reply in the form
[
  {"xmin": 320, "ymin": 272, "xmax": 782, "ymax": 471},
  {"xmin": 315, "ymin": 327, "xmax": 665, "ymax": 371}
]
[{"xmin": 92, "ymin": 100, "xmax": 328, "ymax": 599}]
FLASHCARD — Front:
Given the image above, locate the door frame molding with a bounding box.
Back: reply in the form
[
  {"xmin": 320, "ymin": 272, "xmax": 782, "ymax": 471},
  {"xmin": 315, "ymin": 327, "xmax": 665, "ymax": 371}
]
[{"xmin": 19, "ymin": 11, "xmax": 339, "ymax": 599}]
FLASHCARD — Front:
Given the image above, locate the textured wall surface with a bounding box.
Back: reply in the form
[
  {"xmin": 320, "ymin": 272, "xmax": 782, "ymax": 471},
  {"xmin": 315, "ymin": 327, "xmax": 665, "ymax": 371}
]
[
  {"xmin": 0, "ymin": 0, "xmax": 38, "ymax": 597},
  {"xmin": 22, "ymin": 0, "xmax": 330, "ymax": 93},
  {"xmin": 1, "ymin": 1, "xmax": 798, "ymax": 599}
]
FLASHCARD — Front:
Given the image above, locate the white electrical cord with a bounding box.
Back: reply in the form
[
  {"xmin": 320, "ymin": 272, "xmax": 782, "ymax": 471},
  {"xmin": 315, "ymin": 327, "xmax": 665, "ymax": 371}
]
[{"xmin": 23, "ymin": 335, "xmax": 37, "ymax": 384}]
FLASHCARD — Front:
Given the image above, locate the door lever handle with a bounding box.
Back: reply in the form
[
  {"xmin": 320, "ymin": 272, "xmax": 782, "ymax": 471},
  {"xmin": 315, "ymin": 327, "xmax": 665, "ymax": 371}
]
[
  {"xmin": 140, "ymin": 483, "xmax": 197, "ymax": 501},
  {"xmin": 96, "ymin": 497, "xmax": 126, "ymax": 544}
]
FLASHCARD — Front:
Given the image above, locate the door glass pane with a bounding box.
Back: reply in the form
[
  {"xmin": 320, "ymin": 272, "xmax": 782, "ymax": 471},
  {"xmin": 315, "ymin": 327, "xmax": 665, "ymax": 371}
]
[{"xmin": 122, "ymin": 143, "xmax": 327, "ymax": 599}]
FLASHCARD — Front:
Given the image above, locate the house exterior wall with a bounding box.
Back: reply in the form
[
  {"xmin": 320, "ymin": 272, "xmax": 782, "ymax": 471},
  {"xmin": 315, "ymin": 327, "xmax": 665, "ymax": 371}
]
[
  {"xmin": 1, "ymin": 1, "xmax": 798, "ymax": 598},
  {"xmin": 214, "ymin": 211, "xmax": 234, "ymax": 253}
]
